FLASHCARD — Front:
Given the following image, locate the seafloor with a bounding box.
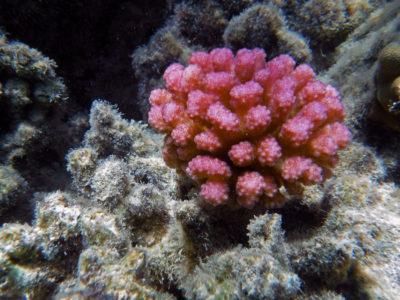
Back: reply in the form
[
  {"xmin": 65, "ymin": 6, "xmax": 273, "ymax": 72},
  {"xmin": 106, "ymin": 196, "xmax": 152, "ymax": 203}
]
[{"xmin": 0, "ymin": 0, "xmax": 399, "ymax": 299}]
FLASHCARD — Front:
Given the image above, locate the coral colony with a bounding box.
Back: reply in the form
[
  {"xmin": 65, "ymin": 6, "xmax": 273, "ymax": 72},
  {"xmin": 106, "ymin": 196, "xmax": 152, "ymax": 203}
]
[{"xmin": 149, "ymin": 48, "xmax": 351, "ymax": 208}]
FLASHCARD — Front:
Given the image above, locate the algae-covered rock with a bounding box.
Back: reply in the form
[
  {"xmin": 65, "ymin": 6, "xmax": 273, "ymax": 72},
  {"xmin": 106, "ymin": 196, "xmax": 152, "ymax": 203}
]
[
  {"xmin": 180, "ymin": 213, "xmax": 301, "ymax": 299},
  {"xmin": 0, "ymin": 32, "xmax": 84, "ymax": 224},
  {"xmin": 0, "ymin": 165, "xmax": 28, "ymax": 214}
]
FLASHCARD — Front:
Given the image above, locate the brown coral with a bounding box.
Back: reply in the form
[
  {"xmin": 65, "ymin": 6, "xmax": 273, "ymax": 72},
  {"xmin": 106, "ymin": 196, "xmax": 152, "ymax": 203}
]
[{"xmin": 376, "ymin": 40, "xmax": 400, "ymax": 117}]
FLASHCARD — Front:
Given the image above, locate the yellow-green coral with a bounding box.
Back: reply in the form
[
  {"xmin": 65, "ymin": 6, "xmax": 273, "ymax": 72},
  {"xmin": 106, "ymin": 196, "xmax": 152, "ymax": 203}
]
[{"xmin": 376, "ymin": 40, "xmax": 400, "ymax": 116}]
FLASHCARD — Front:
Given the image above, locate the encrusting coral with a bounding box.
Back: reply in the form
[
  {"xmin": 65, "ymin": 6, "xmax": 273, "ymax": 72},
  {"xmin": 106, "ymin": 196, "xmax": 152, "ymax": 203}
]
[
  {"xmin": 148, "ymin": 48, "xmax": 351, "ymax": 208},
  {"xmin": 376, "ymin": 40, "xmax": 400, "ymax": 117},
  {"xmin": 223, "ymin": 3, "xmax": 312, "ymax": 63},
  {"xmin": 292, "ymin": 0, "xmax": 379, "ymax": 48}
]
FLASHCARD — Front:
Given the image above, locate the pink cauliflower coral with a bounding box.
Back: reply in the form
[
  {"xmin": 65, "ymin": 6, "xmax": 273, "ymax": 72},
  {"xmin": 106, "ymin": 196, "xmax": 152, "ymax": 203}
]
[{"xmin": 148, "ymin": 48, "xmax": 351, "ymax": 209}]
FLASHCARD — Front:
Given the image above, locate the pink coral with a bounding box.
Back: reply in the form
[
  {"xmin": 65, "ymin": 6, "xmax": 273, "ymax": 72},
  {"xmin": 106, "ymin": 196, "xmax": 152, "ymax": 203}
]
[
  {"xmin": 148, "ymin": 48, "xmax": 351, "ymax": 208},
  {"xmin": 200, "ymin": 181, "xmax": 229, "ymax": 205},
  {"xmin": 228, "ymin": 141, "xmax": 254, "ymax": 167},
  {"xmin": 256, "ymin": 136, "xmax": 281, "ymax": 167},
  {"xmin": 236, "ymin": 171, "xmax": 267, "ymax": 208}
]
